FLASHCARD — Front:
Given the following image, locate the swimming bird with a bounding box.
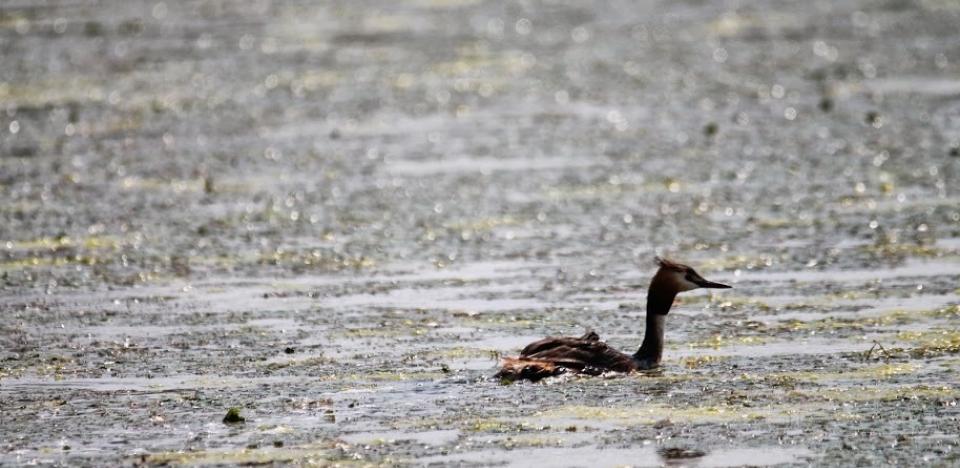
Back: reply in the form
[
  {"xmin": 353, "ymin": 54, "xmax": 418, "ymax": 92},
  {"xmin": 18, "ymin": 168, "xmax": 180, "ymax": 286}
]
[{"xmin": 495, "ymin": 257, "xmax": 730, "ymax": 382}]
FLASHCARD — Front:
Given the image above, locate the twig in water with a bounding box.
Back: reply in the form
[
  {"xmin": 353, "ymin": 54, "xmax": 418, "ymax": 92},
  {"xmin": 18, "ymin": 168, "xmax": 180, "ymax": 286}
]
[
  {"xmin": 874, "ymin": 341, "xmax": 892, "ymax": 360},
  {"xmin": 863, "ymin": 341, "xmax": 892, "ymax": 361}
]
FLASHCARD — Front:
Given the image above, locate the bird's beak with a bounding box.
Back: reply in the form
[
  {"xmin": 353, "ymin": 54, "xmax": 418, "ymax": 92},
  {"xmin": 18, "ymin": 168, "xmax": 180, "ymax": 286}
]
[{"xmin": 695, "ymin": 278, "xmax": 732, "ymax": 289}]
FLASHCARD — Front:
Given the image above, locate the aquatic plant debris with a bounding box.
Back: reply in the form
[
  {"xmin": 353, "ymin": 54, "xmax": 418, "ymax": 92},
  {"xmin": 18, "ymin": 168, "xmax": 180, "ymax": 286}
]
[
  {"xmin": 2, "ymin": 0, "xmax": 960, "ymax": 466},
  {"xmin": 223, "ymin": 408, "xmax": 246, "ymax": 424}
]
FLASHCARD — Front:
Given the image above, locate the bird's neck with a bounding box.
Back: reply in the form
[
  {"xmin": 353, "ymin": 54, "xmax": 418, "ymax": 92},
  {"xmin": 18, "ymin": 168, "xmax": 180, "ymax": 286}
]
[{"xmin": 634, "ymin": 287, "xmax": 676, "ymax": 367}]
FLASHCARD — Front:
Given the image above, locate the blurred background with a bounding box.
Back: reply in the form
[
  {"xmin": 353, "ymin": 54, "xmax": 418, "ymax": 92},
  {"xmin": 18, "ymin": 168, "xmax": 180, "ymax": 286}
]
[
  {"xmin": 2, "ymin": 0, "xmax": 960, "ymax": 466},
  {"xmin": 3, "ymin": 0, "xmax": 958, "ymax": 284}
]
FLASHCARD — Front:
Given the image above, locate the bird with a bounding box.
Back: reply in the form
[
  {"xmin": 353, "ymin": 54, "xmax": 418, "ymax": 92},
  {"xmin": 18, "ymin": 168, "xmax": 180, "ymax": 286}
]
[{"xmin": 495, "ymin": 257, "xmax": 731, "ymax": 382}]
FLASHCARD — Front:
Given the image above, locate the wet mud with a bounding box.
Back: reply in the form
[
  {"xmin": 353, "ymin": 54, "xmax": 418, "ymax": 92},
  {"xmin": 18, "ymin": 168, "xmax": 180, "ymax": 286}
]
[{"xmin": 2, "ymin": 0, "xmax": 960, "ymax": 466}]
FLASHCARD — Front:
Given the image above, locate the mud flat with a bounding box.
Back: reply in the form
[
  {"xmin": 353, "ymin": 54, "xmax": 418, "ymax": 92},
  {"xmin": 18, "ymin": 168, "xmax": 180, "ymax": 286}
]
[{"xmin": 2, "ymin": 0, "xmax": 960, "ymax": 466}]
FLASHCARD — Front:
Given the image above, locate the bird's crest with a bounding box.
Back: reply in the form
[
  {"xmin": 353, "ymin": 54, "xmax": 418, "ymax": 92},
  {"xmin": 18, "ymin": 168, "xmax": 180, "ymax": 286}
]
[{"xmin": 654, "ymin": 256, "xmax": 687, "ymax": 272}]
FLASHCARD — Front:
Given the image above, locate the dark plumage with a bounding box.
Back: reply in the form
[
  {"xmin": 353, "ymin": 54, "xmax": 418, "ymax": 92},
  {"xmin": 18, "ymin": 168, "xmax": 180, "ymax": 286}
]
[
  {"xmin": 495, "ymin": 332, "xmax": 638, "ymax": 381},
  {"xmin": 495, "ymin": 257, "xmax": 731, "ymax": 382}
]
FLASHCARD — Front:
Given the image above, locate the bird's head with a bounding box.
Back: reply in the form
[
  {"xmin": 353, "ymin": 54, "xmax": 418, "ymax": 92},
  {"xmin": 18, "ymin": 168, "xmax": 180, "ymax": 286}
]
[{"xmin": 651, "ymin": 256, "xmax": 731, "ymax": 293}]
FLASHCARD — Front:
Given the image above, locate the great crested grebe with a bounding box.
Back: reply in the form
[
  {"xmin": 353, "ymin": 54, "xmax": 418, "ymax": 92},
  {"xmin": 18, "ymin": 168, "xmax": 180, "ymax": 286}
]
[{"xmin": 495, "ymin": 257, "xmax": 731, "ymax": 382}]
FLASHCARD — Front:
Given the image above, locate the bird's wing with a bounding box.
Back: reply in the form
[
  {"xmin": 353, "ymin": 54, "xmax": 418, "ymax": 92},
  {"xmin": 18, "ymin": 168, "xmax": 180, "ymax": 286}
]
[
  {"xmin": 519, "ymin": 331, "xmax": 600, "ymax": 357},
  {"xmin": 522, "ymin": 339, "xmax": 636, "ymax": 373}
]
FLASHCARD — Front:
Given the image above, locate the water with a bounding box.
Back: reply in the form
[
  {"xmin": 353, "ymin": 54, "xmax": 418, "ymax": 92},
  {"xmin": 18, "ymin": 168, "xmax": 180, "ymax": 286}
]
[{"xmin": 2, "ymin": 0, "xmax": 960, "ymax": 466}]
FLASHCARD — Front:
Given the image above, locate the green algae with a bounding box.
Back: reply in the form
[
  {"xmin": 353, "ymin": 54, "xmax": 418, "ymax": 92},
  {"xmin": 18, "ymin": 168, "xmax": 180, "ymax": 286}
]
[
  {"xmin": 860, "ymin": 240, "xmax": 944, "ymax": 259},
  {"xmin": 0, "ymin": 77, "xmax": 104, "ymax": 107},
  {"xmin": 701, "ymin": 296, "xmax": 774, "ymax": 312},
  {"xmin": 4, "ymin": 1, "xmax": 960, "ymax": 467},
  {"xmin": 491, "ymin": 434, "xmax": 571, "ymax": 449},
  {"xmin": 745, "ymin": 363, "xmax": 919, "ymax": 387},
  {"xmin": 410, "ymin": 0, "xmax": 485, "ymax": 9},
  {"xmin": 773, "ymin": 310, "xmax": 918, "ymax": 333},
  {"xmin": 754, "ymin": 217, "xmax": 814, "ymax": 229},
  {"xmin": 678, "ymin": 355, "xmax": 730, "ymax": 369},
  {"xmin": 1, "ymin": 235, "xmax": 128, "ymax": 270},
  {"xmin": 258, "ymin": 249, "xmax": 376, "ymax": 271},
  {"xmin": 141, "ymin": 444, "xmax": 373, "ymax": 467},
  {"xmin": 528, "ymin": 381, "xmax": 954, "ymax": 429},
  {"xmin": 687, "ymin": 334, "xmax": 767, "ymax": 349},
  {"xmin": 457, "ymin": 315, "xmax": 537, "ymax": 329},
  {"xmin": 698, "ymin": 255, "xmax": 778, "ymax": 272},
  {"xmin": 341, "ymin": 326, "xmax": 423, "ymax": 338},
  {"xmin": 5, "ymin": 235, "xmax": 125, "ymax": 251},
  {"xmin": 706, "ymin": 12, "xmax": 800, "ymax": 39},
  {"xmin": 444, "ymin": 216, "xmax": 521, "ymax": 232},
  {"xmin": 222, "ymin": 407, "xmax": 245, "ymax": 424},
  {"xmin": 119, "ymin": 177, "xmax": 209, "ymax": 194},
  {"xmin": 895, "ymin": 329, "xmax": 960, "ymax": 357},
  {"xmin": 316, "ymin": 370, "xmax": 448, "ymax": 383},
  {"xmin": 408, "ymin": 346, "xmax": 498, "ymax": 362},
  {"xmin": 544, "ymin": 182, "xmax": 640, "ymax": 201},
  {"xmin": 0, "ymin": 255, "xmax": 101, "ymax": 270},
  {"xmin": 788, "ymin": 384, "xmax": 960, "ymax": 404},
  {"xmin": 261, "ymin": 356, "xmax": 336, "ymax": 371},
  {"xmin": 926, "ymin": 304, "xmax": 960, "ymax": 318},
  {"xmin": 534, "ymin": 403, "xmax": 779, "ymax": 425},
  {"xmin": 0, "ymin": 361, "xmax": 76, "ymax": 381},
  {"xmin": 464, "ymin": 419, "xmax": 541, "ymax": 433}
]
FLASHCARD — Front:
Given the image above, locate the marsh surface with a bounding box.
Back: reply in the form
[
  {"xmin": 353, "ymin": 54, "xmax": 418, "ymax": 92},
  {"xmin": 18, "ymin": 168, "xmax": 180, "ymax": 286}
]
[{"xmin": 2, "ymin": 0, "xmax": 960, "ymax": 466}]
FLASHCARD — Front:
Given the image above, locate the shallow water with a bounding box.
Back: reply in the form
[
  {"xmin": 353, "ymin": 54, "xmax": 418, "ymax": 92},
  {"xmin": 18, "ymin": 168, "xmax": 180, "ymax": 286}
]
[{"xmin": 2, "ymin": 0, "xmax": 960, "ymax": 466}]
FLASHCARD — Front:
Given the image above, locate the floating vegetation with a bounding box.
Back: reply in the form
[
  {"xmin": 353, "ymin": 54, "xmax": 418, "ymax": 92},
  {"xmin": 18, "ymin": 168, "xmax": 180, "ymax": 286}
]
[
  {"xmin": 688, "ymin": 334, "xmax": 766, "ymax": 349},
  {"xmin": 222, "ymin": 407, "xmax": 246, "ymax": 424},
  {"xmin": 861, "ymin": 241, "xmax": 942, "ymax": 259},
  {"xmin": 410, "ymin": 0, "xmax": 485, "ymax": 9},
  {"xmin": 0, "ymin": 355, "xmax": 80, "ymax": 381},
  {"xmin": 457, "ymin": 314, "xmax": 535, "ymax": 329},
  {"xmin": 659, "ymin": 447, "xmax": 706, "ymax": 460},
  {"xmin": 460, "ymin": 419, "xmax": 535, "ymax": 433},
  {"xmin": 0, "ymin": 77, "xmax": 104, "ymax": 107},
  {"xmin": 535, "ymin": 403, "xmax": 774, "ymax": 425},
  {"xmin": 789, "ymin": 384, "xmax": 960, "ymax": 404},
  {"xmin": 261, "ymin": 356, "xmax": 335, "ymax": 371},
  {"xmin": 5, "ymin": 235, "xmax": 124, "ymax": 252},
  {"xmin": 759, "ymin": 374, "xmax": 802, "ymax": 389},
  {"xmin": 492, "ymin": 434, "xmax": 569, "ymax": 449},
  {"xmin": 314, "ymin": 370, "xmax": 447, "ymax": 383},
  {"xmin": 773, "ymin": 310, "xmax": 917, "ymax": 333},
  {"xmin": 750, "ymin": 363, "xmax": 918, "ymax": 386},
  {"xmin": 926, "ymin": 304, "xmax": 960, "ymax": 318},
  {"xmin": 444, "ymin": 216, "xmax": 520, "ymax": 232},
  {"xmin": 544, "ymin": 182, "xmax": 635, "ymax": 200},
  {"xmin": 704, "ymin": 296, "xmax": 773, "ymax": 312},
  {"xmin": 408, "ymin": 346, "xmax": 496, "ymax": 362},
  {"xmin": 0, "ymin": 255, "xmax": 102, "ymax": 270},
  {"xmin": 258, "ymin": 248, "xmax": 375, "ymax": 271},
  {"xmin": 680, "ymin": 355, "xmax": 728, "ymax": 369},
  {"xmin": 699, "ymin": 255, "xmax": 778, "ymax": 272},
  {"xmin": 896, "ymin": 330, "xmax": 960, "ymax": 357},
  {"xmin": 119, "ymin": 177, "xmax": 210, "ymax": 194},
  {"xmin": 5, "ymin": 1, "xmax": 960, "ymax": 467},
  {"xmin": 754, "ymin": 217, "xmax": 814, "ymax": 229},
  {"xmin": 141, "ymin": 442, "xmax": 369, "ymax": 466}
]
